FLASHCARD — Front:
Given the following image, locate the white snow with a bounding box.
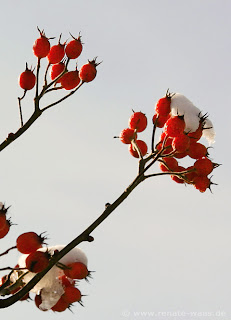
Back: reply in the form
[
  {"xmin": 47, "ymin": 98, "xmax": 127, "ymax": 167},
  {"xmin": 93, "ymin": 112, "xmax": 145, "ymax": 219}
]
[
  {"xmin": 170, "ymin": 93, "xmax": 215, "ymax": 144},
  {"xmin": 12, "ymin": 245, "xmax": 88, "ymax": 310},
  {"xmin": 202, "ymin": 118, "xmax": 216, "ymax": 144}
]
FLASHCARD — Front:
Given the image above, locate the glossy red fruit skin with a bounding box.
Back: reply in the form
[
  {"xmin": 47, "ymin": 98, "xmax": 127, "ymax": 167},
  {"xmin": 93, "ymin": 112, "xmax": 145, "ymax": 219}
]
[
  {"xmin": 0, "ymin": 220, "xmax": 10, "ymax": 239},
  {"xmin": 188, "ymin": 141, "xmax": 207, "ymax": 159},
  {"xmin": 63, "ymin": 286, "xmax": 81, "ymax": 303},
  {"xmin": 155, "ymin": 96, "xmax": 171, "ymax": 116},
  {"xmin": 0, "ymin": 213, "xmax": 7, "ymax": 230},
  {"xmin": 185, "ymin": 165, "xmax": 197, "ymax": 183},
  {"xmin": 159, "ymin": 157, "xmax": 179, "ymax": 172},
  {"xmin": 59, "ymin": 275, "xmax": 75, "ymax": 287},
  {"xmin": 64, "ymin": 262, "xmax": 89, "ymax": 279},
  {"xmin": 194, "ymin": 157, "xmax": 214, "ymax": 176},
  {"xmin": 172, "ymin": 134, "xmax": 190, "ymax": 153},
  {"xmin": 25, "ymin": 251, "xmax": 49, "ymax": 273},
  {"xmin": 79, "ymin": 60, "xmax": 97, "ymax": 82},
  {"xmin": 164, "ymin": 116, "xmax": 185, "ymax": 137},
  {"xmin": 153, "ymin": 113, "xmax": 170, "ymax": 128},
  {"xmin": 51, "ymin": 296, "xmax": 69, "ymax": 312},
  {"xmin": 47, "ymin": 44, "xmax": 65, "ymax": 64},
  {"xmin": 16, "ymin": 232, "xmax": 43, "ymax": 254},
  {"xmin": 60, "ymin": 70, "xmax": 80, "ymax": 90},
  {"xmin": 65, "ymin": 38, "xmax": 82, "ymax": 59},
  {"xmin": 35, "ymin": 294, "xmax": 48, "ymax": 311},
  {"xmin": 171, "ymin": 166, "xmax": 186, "ymax": 184},
  {"xmin": 187, "ymin": 122, "xmax": 203, "ymax": 141},
  {"xmin": 193, "ymin": 176, "xmax": 210, "ymax": 192},
  {"xmin": 119, "ymin": 128, "xmax": 137, "ymax": 144},
  {"xmin": 129, "ymin": 140, "xmax": 148, "ymax": 158},
  {"xmin": 19, "ymin": 69, "xmax": 36, "ymax": 90},
  {"xmin": 33, "ymin": 36, "xmax": 50, "ymax": 58},
  {"xmin": 50, "ymin": 62, "xmax": 65, "ymax": 82},
  {"xmin": 128, "ymin": 112, "xmax": 147, "ymax": 132}
]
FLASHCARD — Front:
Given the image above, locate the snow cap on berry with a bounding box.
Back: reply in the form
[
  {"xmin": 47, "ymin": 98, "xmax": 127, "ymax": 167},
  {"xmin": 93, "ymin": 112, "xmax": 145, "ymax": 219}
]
[
  {"xmin": 170, "ymin": 93, "xmax": 215, "ymax": 144},
  {"xmin": 202, "ymin": 118, "xmax": 215, "ymax": 145},
  {"xmin": 13, "ymin": 245, "xmax": 88, "ymax": 310}
]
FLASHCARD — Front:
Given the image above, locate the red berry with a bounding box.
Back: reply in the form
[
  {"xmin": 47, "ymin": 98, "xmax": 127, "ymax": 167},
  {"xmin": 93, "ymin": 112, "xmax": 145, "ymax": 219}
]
[
  {"xmin": 159, "ymin": 157, "xmax": 179, "ymax": 172},
  {"xmin": 185, "ymin": 166, "xmax": 197, "ymax": 183},
  {"xmin": 50, "ymin": 62, "xmax": 65, "ymax": 82},
  {"xmin": 16, "ymin": 232, "xmax": 45, "ymax": 254},
  {"xmin": 33, "ymin": 29, "xmax": 50, "ymax": 58},
  {"xmin": 0, "ymin": 275, "xmax": 8, "ymax": 286},
  {"xmin": 59, "ymin": 275, "xmax": 75, "ymax": 287},
  {"xmin": 152, "ymin": 113, "xmax": 170, "ymax": 128},
  {"xmin": 51, "ymin": 296, "xmax": 69, "ymax": 312},
  {"xmin": 155, "ymin": 95, "xmax": 171, "ymax": 116},
  {"xmin": 63, "ymin": 286, "xmax": 81, "ymax": 304},
  {"xmin": 19, "ymin": 64, "xmax": 36, "ymax": 90},
  {"xmin": 0, "ymin": 213, "xmax": 7, "ymax": 230},
  {"xmin": 79, "ymin": 59, "xmax": 98, "ymax": 82},
  {"xmin": 47, "ymin": 38, "xmax": 65, "ymax": 64},
  {"xmin": 0, "ymin": 220, "xmax": 11, "ymax": 239},
  {"xmin": 193, "ymin": 176, "xmax": 211, "ymax": 192},
  {"xmin": 187, "ymin": 121, "xmax": 203, "ymax": 141},
  {"xmin": 194, "ymin": 157, "xmax": 214, "ymax": 176},
  {"xmin": 164, "ymin": 116, "xmax": 185, "ymax": 137},
  {"xmin": 156, "ymin": 134, "xmax": 173, "ymax": 155},
  {"xmin": 64, "ymin": 262, "xmax": 88, "ymax": 280},
  {"xmin": 65, "ymin": 34, "xmax": 82, "ymax": 59},
  {"xmin": 129, "ymin": 140, "xmax": 148, "ymax": 158},
  {"xmin": 172, "ymin": 134, "xmax": 190, "ymax": 153},
  {"xmin": 171, "ymin": 166, "xmax": 186, "ymax": 184},
  {"xmin": 35, "ymin": 294, "xmax": 48, "ymax": 311},
  {"xmin": 128, "ymin": 112, "xmax": 147, "ymax": 132},
  {"xmin": 60, "ymin": 69, "xmax": 80, "ymax": 90},
  {"xmin": 25, "ymin": 251, "xmax": 50, "ymax": 273},
  {"xmin": 173, "ymin": 151, "xmax": 188, "ymax": 159},
  {"xmin": 119, "ymin": 128, "xmax": 137, "ymax": 144},
  {"xmin": 188, "ymin": 142, "xmax": 207, "ymax": 159}
]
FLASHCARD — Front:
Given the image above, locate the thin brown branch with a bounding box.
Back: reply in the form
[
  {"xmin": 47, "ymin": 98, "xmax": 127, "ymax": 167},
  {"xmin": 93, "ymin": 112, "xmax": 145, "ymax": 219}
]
[
  {"xmin": 18, "ymin": 90, "xmax": 26, "ymax": 127},
  {"xmin": 0, "ymin": 109, "xmax": 42, "ymax": 153},
  {"xmin": 35, "ymin": 58, "xmax": 41, "ymax": 103},
  {"xmin": 41, "ymin": 81, "xmax": 84, "ymax": 112},
  {"xmin": 0, "ymin": 246, "xmax": 16, "ymax": 258},
  {"xmin": 151, "ymin": 122, "xmax": 157, "ymax": 153},
  {"xmin": 0, "ymin": 170, "xmax": 146, "ymax": 308},
  {"xmin": 45, "ymin": 86, "xmax": 63, "ymax": 93}
]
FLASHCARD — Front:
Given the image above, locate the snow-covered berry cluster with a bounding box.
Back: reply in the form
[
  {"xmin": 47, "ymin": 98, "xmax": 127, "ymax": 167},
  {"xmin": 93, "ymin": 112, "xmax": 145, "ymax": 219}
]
[
  {"xmin": 1, "ymin": 239, "xmax": 90, "ymax": 312},
  {"xmin": 118, "ymin": 90, "xmax": 218, "ymax": 193}
]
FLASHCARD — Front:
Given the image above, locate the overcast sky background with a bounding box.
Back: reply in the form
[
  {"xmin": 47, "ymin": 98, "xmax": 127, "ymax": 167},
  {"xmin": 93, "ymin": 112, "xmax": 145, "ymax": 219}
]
[{"xmin": 0, "ymin": 0, "xmax": 230, "ymax": 319}]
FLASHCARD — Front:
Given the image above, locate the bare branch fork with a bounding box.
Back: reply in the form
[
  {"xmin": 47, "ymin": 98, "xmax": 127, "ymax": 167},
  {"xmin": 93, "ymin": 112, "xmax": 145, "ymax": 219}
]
[
  {"xmin": 0, "ymin": 57, "xmax": 194, "ymax": 308},
  {"xmin": 1, "ymin": 58, "xmax": 82, "ymax": 154},
  {"xmin": 0, "ymin": 119, "xmax": 192, "ymax": 307}
]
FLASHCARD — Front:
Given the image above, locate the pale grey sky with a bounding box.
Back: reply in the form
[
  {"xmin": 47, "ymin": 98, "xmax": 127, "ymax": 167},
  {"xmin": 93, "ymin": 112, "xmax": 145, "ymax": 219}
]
[{"xmin": 0, "ymin": 0, "xmax": 230, "ymax": 319}]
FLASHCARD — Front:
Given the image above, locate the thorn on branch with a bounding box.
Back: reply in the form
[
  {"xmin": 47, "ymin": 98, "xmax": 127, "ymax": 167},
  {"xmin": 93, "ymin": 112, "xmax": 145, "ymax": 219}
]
[
  {"xmin": 86, "ymin": 235, "xmax": 94, "ymax": 242},
  {"xmin": 5, "ymin": 133, "xmax": 15, "ymax": 143}
]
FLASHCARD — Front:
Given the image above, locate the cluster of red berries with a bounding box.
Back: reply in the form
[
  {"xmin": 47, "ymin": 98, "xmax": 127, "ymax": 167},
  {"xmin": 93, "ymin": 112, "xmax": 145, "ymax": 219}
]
[
  {"xmin": 0, "ymin": 230, "xmax": 90, "ymax": 312},
  {"xmin": 35, "ymin": 261, "xmax": 89, "ymax": 312},
  {"xmin": 119, "ymin": 111, "xmax": 148, "ymax": 158},
  {"xmin": 118, "ymin": 91, "xmax": 218, "ymax": 193},
  {"xmin": 154, "ymin": 93, "xmax": 217, "ymax": 192},
  {"xmin": 18, "ymin": 28, "xmax": 99, "ymax": 92}
]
